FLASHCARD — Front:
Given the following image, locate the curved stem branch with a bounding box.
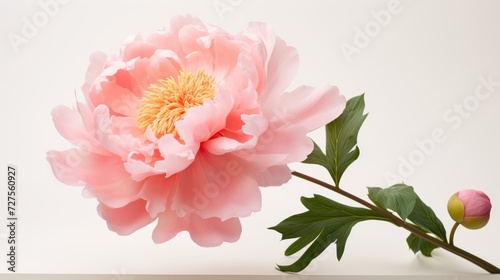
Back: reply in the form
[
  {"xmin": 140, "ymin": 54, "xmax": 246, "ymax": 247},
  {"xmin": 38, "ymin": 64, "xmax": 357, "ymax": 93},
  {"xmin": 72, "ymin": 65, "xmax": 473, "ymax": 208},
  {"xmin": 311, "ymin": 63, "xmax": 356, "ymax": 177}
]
[
  {"xmin": 449, "ymin": 222, "xmax": 460, "ymax": 246},
  {"xmin": 291, "ymin": 170, "xmax": 500, "ymax": 274}
]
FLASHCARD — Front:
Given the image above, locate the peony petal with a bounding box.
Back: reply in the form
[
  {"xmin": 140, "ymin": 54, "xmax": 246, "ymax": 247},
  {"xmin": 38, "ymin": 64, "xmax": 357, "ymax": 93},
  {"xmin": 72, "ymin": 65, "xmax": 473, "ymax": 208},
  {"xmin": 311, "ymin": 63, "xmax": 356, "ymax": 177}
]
[
  {"xmin": 153, "ymin": 134, "xmax": 199, "ymax": 177},
  {"xmin": 82, "ymin": 51, "xmax": 108, "ymax": 99},
  {"xmin": 127, "ymin": 53, "xmax": 181, "ymax": 94},
  {"xmin": 270, "ymin": 85, "xmax": 346, "ymax": 131},
  {"xmin": 178, "ymin": 24, "xmax": 209, "ymax": 56},
  {"xmin": 145, "ymin": 29, "xmax": 172, "ymax": 51},
  {"xmin": 51, "ymin": 104, "xmax": 109, "ymax": 155},
  {"xmin": 261, "ymin": 36, "xmax": 299, "ymax": 99},
  {"xmin": 97, "ymin": 199, "xmax": 154, "ymax": 235},
  {"xmin": 94, "ymin": 109, "xmax": 156, "ymax": 162},
  {"xmin": 169, "ymin": 152, "xmax": 261, "ymax": 221},
  {"xmin": 184, "ymin": 51, "xmax": 213, "ymax": 74},
  {"xmin": 86, "ymin": 60, "xmax": 128, "ymax": 103},
  {"xmin": 95, "ymin": 75, "xmax": 141, "ymax": 116},
  {"xmin": 187, "ymin": 216, "xmax": 241, "ymax": 246},
  {"xmin": 83, "ymin": 177, "xmax": 143, "ymax": 208},
  {"xmin": 46, "ymin": 149, "xmax": 130, "ymax": 187},
  {"xmin": 140, "ymin": 175, "xmax": 173, "ymax": 217},
  {"xmin": 255, "ymin": 165, "xmax": 292, "ymax": 187},
  {"xmin": 124, "ymin": 157, "xmax": 162, "ymax": 182},
  {"xmin": 122, "ymin": 40, "xmax": 158, "ymax": 61},
  {"xmin": 204, "ymin": 114, "xmax": 268, "ymax": 155},
  {"xmin": 151, "ymin": 208, "xmax": 186, "ymax": 244},
  {"xmin": 459, "ymin": 190, "xmax": 491, "ymax": 217},
  {"xmin": 232, "ymin": 151, "xmax": 289, "ymax": 173},
  {"xmin": 245, "ymin": 22, "xmax": 276, "ymax": 67},
  {"xmin": 52, "ymin": 105, "xmax": 90, "ymax": 144},
  {"xmin": 145, "ymin": 15, "xmax": 206, "ymax": 58},
  {"xmin": 250, "ymin": 124, "xmax": 313, "ymax": 164},
  {"xmin": 152, "ymin": 210, "xmax": 241, "ymax": 246},
  {"xmin": 93, "ymin": 105, "xmax": 123, "ymax": 157},
  {"xmin": 211, "ymin": 35, "xmax": 241, "ymax": 80},
  {"xmin": 175, "ymin": 84, "xmax": 233, "ymax": 144}
]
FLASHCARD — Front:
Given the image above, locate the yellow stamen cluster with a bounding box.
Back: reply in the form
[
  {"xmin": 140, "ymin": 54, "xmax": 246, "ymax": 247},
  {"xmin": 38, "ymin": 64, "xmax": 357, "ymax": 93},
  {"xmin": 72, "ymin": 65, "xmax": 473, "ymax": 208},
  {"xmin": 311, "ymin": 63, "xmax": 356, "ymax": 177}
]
[{"xmin": 136, "ymin": 69, "xmax": 216, "ymax": 138}]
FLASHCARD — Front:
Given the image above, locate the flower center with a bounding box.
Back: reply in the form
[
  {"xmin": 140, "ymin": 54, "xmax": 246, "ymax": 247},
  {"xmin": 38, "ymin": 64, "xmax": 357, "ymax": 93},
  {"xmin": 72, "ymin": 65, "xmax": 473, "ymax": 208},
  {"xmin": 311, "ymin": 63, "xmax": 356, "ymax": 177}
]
[{"xmin": 136, "ymin": 69, "xmax": 216, "ymax": 138}]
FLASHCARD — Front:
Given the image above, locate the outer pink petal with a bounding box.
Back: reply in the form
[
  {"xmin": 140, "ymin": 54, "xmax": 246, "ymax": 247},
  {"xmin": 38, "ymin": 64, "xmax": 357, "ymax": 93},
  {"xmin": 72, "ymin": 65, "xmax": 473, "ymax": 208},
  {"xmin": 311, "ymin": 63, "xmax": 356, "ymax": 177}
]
[
  {"xmin": 255, "ymin": 165, "xmax": 292, "ymax": 187},
  {"xmin": 75, "ymin": 102, "xmax": 110, "ymax": 153},
  {"xmin": 251, "ymin": 124, "xmax": 313, "ymax": 164},
  {"xmin": 260, "ymin": 36, "xmax": 299, "ymax": 100},
  {"xmin": 83, "ymin": 177, "xmax": 143, "ymax": 208},
  {"xmin": 144, "ymin": 14, "xmax": 207, "ymax": 57},
  {"xmin": 52, "ymin": 103, "xmax": 113, "ymax": 156},
  {"xmin": 270, "ymin": 85, "xmax": 346, "ymax": 131},
  {"xmin": 178, "ymin": 24, "xmax": 209, "ymax": 56},
  {"xmin": 152, "ymin": 210, "xmax": 241, "ymax": 246},
  {"xmin": 86, "ymin": 60, "xmax": 127, "ymax": 105},
  {"xmin": 145, "ymin": 29, "xmax": 175, "ymax": 53},
  {"xmin": 82, "ymin": 51, "xmax": 108, "ymax": 100},
  {"xmin": 245, "ymin": 22, "xmax": 276, "ymax": 65},
  {"xmin": 232, "ymin": 151, "xmax": 288, "ymax": 173},
  {"xmin": 187, "ymin": 215, "xmax": 241, "ymax": 246},
  {"xmin": 140, "ymin": 175, "xmax": 173, "ymax": 217},
  {"xmin": 169, "ymin": 152, "xmax": 261, "ymax": 221},
  {"xmin": 52, "ymin": 105, "xmax": 86, "ymax": 140},
  {"xmin": 122, "ymin": 40, "xmax": 157, "ymax": 61},
  {"xmin": 97, "ymin": 199, "xmax": 155, "ymax": 235},
  {"xmin": 46, "ymin": 149, "xmax": 130, "ymax": 186},
  {"xmin": 93, "ymin": 105, "xmax": 124, "ymax": 157},
  {"xmin": 211, "ymin": 35, "xmax": 241, "ymax": 80},
  {"xmin": 241, "ymin": 40, "xmax": 266, "ymax": 94},
  {"xmin": 151, "ymin": 208, "xmax": 186, "ymax": 244}
]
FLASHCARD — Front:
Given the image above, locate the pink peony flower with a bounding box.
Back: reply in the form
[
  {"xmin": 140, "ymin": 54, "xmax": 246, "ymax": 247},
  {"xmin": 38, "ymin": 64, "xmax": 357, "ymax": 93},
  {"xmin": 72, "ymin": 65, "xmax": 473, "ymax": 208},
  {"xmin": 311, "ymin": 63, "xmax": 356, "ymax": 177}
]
[
  {"xmin": 448, "ymin": 189, "xmax": 492, "ymax": 229},
  {"xmin": 47, "ymin": 15, "xmax": 346, "ymax": 246}
]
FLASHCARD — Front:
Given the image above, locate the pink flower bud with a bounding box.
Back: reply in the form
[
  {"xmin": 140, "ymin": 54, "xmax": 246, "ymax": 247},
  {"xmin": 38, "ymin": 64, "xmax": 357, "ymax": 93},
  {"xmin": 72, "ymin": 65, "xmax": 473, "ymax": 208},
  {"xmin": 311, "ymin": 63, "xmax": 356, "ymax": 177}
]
[{"xmin": 447, "ymin": 189, "xmax": 492, "ymax": 229}]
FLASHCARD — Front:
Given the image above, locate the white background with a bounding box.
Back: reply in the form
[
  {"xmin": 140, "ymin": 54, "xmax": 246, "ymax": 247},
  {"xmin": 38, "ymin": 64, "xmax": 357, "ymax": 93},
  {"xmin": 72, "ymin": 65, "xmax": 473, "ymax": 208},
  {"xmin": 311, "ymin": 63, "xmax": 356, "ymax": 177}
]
[{"xmin": 1, "ymin": 0, "xmax": 500, "ymax": 276}]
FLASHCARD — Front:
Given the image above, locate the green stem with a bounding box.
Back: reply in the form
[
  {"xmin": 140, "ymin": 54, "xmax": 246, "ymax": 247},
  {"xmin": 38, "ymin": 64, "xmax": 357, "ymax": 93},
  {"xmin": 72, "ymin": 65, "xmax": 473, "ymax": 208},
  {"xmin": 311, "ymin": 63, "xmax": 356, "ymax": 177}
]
[
  {"xmin": 449, "ymin": 222, "xmax": 460, "ymax": 246},
  {"xmin": 291, "ymin": 170, "xmax": 500, "ymax": 274}
]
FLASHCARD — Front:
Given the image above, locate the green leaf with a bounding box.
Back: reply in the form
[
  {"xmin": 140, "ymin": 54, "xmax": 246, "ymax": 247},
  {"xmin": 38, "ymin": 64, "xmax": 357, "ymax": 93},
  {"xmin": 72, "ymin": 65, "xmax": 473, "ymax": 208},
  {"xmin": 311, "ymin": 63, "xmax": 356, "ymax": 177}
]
[
  {"xmin": 284, "ymin": 228, "xmax": 323, "ymax": 256},
  {"xmin": 303, "ymin": 142, "xmax": 329, "ymax": 167},
  {"xmin": 406, "ymin": 233, "xmax": 438, "ymax": 257},
  {"xmin": 407, "ymin": 196, "xmax": 447, "ymax": 242},
  {"xmin": 326, "ymin": 94, "xmax": 367, "ymax": 186},
  {"xmin": 367, "ymin": 183, "xmax": 447, "ymax": 256},
  {"xmin": 303, "ymin": 94, "xmax": 367, "ymax": 187},
  {"xmin": 269, "ymin": 194, "xmax": 390, "ymax": 273},
  {"xmin": 367, "ymin": 184, "xmax": 417, "ymax": 220}
]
